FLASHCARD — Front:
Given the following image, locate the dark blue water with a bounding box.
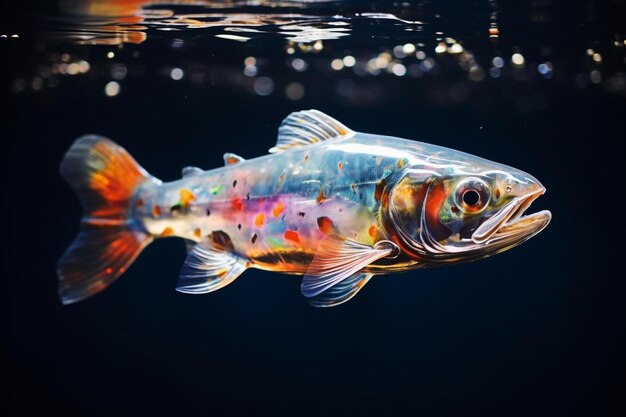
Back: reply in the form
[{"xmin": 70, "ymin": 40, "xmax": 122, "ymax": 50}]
[{"xmin": 4, "ymin": 1, "xmax": 625, "ymax": 415}]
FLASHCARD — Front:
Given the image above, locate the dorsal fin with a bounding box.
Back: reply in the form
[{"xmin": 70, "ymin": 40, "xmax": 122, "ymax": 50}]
[
  {"xmin": 223, "ymin": 153, "xmax": 245, "ymax": 165},
  {"xmin": 269, "ymin": 110, "xmax": 354, "ymax": 153},
  {"xmin": 182, "ymin": 166, "xmax": 204, "ymax": 178}
]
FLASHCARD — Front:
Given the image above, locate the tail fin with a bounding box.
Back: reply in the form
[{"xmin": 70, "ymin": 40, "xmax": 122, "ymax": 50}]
[{"xmin": 58, "ymin": 135, "xmax": 157, "ymax": 305}]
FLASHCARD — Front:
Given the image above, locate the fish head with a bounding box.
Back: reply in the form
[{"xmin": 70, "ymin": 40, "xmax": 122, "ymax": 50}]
[{"xmin": 388, "ymin": 162, "xmax": 551, "ymax": 263}]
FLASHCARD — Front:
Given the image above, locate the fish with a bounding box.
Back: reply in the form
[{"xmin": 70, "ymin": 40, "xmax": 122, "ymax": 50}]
[{"xmin": 57, "ymin": 110, "xmax": 551, "ymax": 307}]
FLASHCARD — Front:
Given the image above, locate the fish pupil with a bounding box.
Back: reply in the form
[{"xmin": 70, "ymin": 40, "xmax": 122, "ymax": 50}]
[{"xmin": 462, "ymin": 190, "xmax": 480, "ymax": 206}]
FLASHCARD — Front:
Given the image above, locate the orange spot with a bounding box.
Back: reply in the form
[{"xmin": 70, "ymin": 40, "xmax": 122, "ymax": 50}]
[
  {"xmin": 226, "ymin": 157, "xmax": 239, "ymax": 164},
  {"xmin": 272, "ymin": 202, "xmax": 284, "ymax": 217},
  {"xmin": 316, "ymin": 189, "xmax": 327, "ymax": 204},
  {"xmin": 254, "ymin": 213, "xmax": 264, "ymax": 227},
  {"xmin": 152, "ymin": 205, "xmax": 161, "ymax": 217},
  {"xmin": 284, "ymin": 230, "xmax": 300, "ymax": 243},
  {"xmin": 193, "ymin": 228, "xmax": 201, "ymax": 238},
  {"xmin": 160, "ymin": 227, "xmax": 174, "ymax": 237},
  {"xmin": 368, "ymin": 225, "xmax": 376, "ymax": 238},
  {"xmin": 105, "ymin": 267, "xmax": 113, "ymax": 274},
  {"xmin": 179, "ymin": 189, "xmax": 195, "ymax": 207},
  {"xmin": 232, "ymin": 198, "xmax": 243, "ymax": 211},
  {"xmin": 136, "ymin": 198, "xmax": 144, "ymax": 208},
  {"xmin": 317, "ymin": 216, "xmax": 334, "ymax": 234},
  {"xmin": 337, "ymin": 161, "xmax": 343, "ymax": 172}
]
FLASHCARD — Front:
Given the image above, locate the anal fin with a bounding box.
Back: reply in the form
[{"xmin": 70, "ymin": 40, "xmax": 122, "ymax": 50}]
[
  {"xmin": 177, "ymin": 239, "xmax": 247, "ymax": 294},
  {"xmin": 307, "ymin": 273, "xmax": 374, "ymax": 308}
]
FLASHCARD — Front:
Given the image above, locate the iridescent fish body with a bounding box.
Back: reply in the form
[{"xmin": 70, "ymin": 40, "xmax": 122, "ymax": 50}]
[{"xmin": 58, "ymin": 110, "xmax": 551, "ymax": 307}]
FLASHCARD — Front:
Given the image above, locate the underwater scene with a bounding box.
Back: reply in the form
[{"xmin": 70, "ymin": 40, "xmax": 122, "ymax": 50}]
[{"xmin": 3, "ymin": 0, "xmax": 625, "ymax": 415}]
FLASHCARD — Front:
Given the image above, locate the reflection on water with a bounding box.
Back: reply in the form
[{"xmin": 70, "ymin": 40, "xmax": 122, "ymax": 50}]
[
  {"xmin": 50, "ymin": 0, "xmax": 425, "ymax": 45},
  {"xmin": 7, "ymin": 0, "xmax": 626, "ymax": 107}
]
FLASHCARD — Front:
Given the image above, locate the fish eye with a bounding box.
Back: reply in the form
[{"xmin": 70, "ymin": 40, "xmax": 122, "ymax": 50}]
[
  {"xmin": 454, "ymin": 177, "xmax": 490, "ymax": 213},
  {"xmin": 462, "ymin": 190, "xmax": 480, "ymax": 206}
]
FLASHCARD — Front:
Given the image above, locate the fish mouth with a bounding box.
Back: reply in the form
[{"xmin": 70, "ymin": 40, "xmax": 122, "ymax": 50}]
[{"xmin": 472, "ymin": 187, "xmax": 552, "ymax": 245}]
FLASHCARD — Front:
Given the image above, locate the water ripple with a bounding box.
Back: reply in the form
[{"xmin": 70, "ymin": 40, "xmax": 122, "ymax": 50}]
[{"xmin": 47, "ymin": 0, "xmax": 424, "ymax": 45}]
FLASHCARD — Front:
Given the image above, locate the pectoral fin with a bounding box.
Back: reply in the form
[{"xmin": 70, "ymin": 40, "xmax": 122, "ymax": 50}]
[
  {"xmin": 177, "ymin": 239, "xmax": 247, "ymax": 294},
  {"xmin": 306, "ymin": 273, "xmax": 374, "ymax": 308},
  {"xmin": 301, "ymin": 234, "xmax": 396, "ymax": 300}
]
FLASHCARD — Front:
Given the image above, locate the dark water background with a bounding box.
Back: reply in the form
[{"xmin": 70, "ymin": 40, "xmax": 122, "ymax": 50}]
[{"xmin": 3, "ymin": 1, "xmax": 625, "ymax": 415}]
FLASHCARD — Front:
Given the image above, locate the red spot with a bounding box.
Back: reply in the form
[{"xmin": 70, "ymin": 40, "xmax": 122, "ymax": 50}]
[
  {"xmin": 284, "ymin": 230, "xmax": 300, "ymax": 243},
  {"xmin": 368, "ymin": 225, "xmax": 376, "ymax": 238},
  {"xmin": 424, "ymin": 181, "xmax": 452, "ymax": 242},
  {"xmin": 317, "ymin": 217, "xmax": 334, "ymax": 234},
  {"xmin": 136, "ymin": 198, "xmax": 144, "ymax": 208},
  {"xmin": 337, "ymin": 161, "xmax": 343, "ymax": 172},
  {"xmin": 152, "ymin": 205, "xmax": 161, "ymax": 217},
  {"xmin": 105, "ymin": 267, "xmax": 113, "ymax": 274},
  {"xmin": 258, "ymin": 197, "xmax": 264, "ymax": 204},
  {"xmin": 232, "ymin": 198, "xmax": 243, "ymax": 211}
]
